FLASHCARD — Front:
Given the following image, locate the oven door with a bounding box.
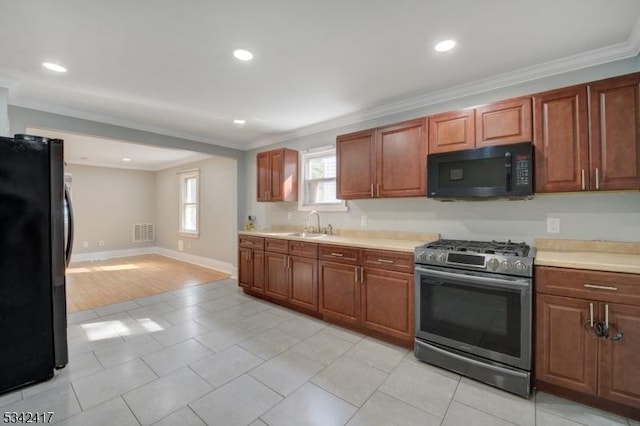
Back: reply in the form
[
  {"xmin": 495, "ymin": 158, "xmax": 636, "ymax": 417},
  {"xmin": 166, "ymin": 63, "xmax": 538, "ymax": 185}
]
[{"xmin": 415, "ymin": 265, "xmax": 531, "ymax": 370}]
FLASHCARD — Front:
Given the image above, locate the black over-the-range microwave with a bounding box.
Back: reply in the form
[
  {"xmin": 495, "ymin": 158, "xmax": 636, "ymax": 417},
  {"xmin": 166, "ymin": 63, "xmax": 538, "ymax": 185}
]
[{"xmin": 427, "ymin": 142, "xmax": 533, "ymax": 199}]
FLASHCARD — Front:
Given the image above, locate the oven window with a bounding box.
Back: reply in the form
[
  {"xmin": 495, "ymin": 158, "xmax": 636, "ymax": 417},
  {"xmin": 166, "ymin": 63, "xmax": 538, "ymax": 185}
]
[
  {"xmin": 418, "ymin": 274, "xmax": 522, "ymax": 358},
  {"xmin": 438, "ymin": 157, "xmax": 505, "ymax": 189}
]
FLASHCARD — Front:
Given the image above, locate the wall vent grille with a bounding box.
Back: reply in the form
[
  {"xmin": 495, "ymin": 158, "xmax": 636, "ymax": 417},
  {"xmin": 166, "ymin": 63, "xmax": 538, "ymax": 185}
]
[{"xmin": 133, "ymin": 223, "xmax": 155, "ymax": 243}]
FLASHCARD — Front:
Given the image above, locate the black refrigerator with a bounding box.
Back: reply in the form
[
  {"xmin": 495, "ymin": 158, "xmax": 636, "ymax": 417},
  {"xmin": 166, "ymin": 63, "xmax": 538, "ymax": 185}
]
[{"xmin": 0, "ymin": 134, "xmax": 73, "ymax": 393}]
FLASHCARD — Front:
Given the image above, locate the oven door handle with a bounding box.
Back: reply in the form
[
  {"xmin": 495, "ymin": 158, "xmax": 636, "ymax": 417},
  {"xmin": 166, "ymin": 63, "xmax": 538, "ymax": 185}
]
[{"xmin": 415, "ymin": 266, "xmax": 530, "ymax": 289}]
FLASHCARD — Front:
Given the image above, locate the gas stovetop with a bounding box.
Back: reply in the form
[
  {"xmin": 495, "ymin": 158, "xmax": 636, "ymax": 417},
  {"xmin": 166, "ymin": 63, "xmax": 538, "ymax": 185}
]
[{"xmin": 415, "ymin": 238, "xmax": 535, "ymax": 277}]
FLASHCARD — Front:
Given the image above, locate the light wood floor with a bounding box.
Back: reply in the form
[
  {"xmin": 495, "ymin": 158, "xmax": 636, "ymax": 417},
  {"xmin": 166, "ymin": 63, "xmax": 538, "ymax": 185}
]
[{"xmin": 66, "ymin": 254, "xmax": 230, "ymax": 313}]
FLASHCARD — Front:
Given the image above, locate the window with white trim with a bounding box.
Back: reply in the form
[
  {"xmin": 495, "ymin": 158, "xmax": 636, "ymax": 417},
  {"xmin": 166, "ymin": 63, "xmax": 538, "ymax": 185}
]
[
  {"xmin": 179, "ymin": 169, "xmax": 199, "ymax": 237},
  {"xmin": 298, "ymin": 148, "xmax": 347, "ymax": 211}
]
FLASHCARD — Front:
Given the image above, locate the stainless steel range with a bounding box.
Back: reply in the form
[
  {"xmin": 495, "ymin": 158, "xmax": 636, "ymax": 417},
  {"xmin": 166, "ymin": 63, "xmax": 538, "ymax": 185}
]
[{"xmin": 414, "ymin": 239, "xmax": 535, "ymax": 397}]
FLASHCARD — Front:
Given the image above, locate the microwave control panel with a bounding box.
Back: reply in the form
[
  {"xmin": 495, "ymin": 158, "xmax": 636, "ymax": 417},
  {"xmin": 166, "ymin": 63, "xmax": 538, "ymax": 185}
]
[{"xmin": 515, "ymin": 155, "xmax": 531, "ymax": 186}]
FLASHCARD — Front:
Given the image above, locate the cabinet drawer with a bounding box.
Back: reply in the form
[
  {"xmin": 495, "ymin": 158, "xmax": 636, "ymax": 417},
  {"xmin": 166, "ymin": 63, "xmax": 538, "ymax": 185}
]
[
  {"xmin": 288, "ymin": 240, "xmax": 318, "ymax": 259},
  {"xmin": 363, "ymin": 249, "xmax": 414, "ymax": 274},
  {"xmin": 239, "ymin": 235, "xmax": 264, "ymax": 250},
  {"xmin": 319, "ymin": 244, "xmax": 361, "ymax": 265},
  {"xmin": 265, "ymin": 238, "xmax": 289, "ymax": 253},
  {"xmin": 536, "ymin": 266, "xmax": 640, "ymax": 305}
]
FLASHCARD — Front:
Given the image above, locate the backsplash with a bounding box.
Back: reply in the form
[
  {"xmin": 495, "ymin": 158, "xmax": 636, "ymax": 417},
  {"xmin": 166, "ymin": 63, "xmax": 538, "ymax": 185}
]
[{"xmin": 256, "ymin": 191, "xmax": 640, "ymax": 245}]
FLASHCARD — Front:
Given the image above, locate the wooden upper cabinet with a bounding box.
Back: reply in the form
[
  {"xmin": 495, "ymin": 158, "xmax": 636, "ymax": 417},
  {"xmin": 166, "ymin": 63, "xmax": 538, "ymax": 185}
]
[
  {"xmin": 256, "ymin": 148, "xmax": 298, "ymax": 202},
  {"xmin": 588, "ymin": 73, "xmax": 640, "ymax": 191},
  {"xmin": 376, "ymin": 118, "xmax": 427, "ymax": 197},
  {"xmin": 336, "ymin": 130, "xmax": 375, "ymax": 199},
  {"xmin": 475, "ymin": 97, "xmax": 532, "ymax": 147},
  {"xmin": 336, "ymin": 119, "xmax": 427, "ymax": 199},
  {"xmin": 428, "ymin": 109, "xmax": 475, "ymax": 154},
  {"xmin": 533, "ymin": 85, "xmax": 589, "ymax": 193}
]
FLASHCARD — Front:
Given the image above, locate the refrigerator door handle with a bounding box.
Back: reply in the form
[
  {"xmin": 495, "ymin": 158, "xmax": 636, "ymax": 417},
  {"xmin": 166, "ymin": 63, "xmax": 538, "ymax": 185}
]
[{"xmin": 64, "ymin": 186, "xmax": 74, "ymax": 267}]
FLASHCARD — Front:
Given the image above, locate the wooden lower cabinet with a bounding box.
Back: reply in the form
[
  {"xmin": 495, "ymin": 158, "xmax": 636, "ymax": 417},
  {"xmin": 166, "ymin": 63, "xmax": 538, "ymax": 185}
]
[
  {"xmin": 288, "ymin": 255, "xmax": 318, "ymax": 311},
  {"xmin": 535, "ymin": 294, "xmax": 598, "ymax": 394},
  {"xmin": 264, "ymin": 251, "xmax": 288, "ymax": 301},
  {"xmin": 319, "ymin": 261, "xmax": 359, "ymax": 324},
  {"xmin": 361, "ymin": 268, "xmax": 414, "ymax": 342},
  {"xmin": 597, "ymin": 303, "xmax": 640, "ymax": 408},
  {"xmin": 535, "ymin": 266, "xmax": 640, "ymax": 418},
  {"xmin": 238, "ymin": 243, "xmax": 264, "ymax": 294}
]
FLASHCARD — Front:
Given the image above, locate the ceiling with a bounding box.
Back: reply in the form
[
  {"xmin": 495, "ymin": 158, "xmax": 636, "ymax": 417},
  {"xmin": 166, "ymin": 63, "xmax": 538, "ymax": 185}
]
[
  {"xmin": 2, "ymin": 1, "xmax": 640, "ymax": 151},
  {"xmin": 28, "ymin": 128, "xmax": 211, "ymax": 171}
]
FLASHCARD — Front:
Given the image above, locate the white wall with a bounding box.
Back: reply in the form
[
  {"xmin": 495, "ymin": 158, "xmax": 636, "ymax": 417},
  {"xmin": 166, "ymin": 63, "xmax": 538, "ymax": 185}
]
[
  {"xmin": 65, "ymin": 164, "xmax": 156, "ymax": 253},
  {"xmin": 0, "ymin": 87, "xmax": 9, "ymax": 137},
  {"xmin": 155, "ymin": 156, "xmax": 238, "ymax": 265},
  {"xmin": 242, "ymin": 57, "xmax": 640, "ymax": 245}
]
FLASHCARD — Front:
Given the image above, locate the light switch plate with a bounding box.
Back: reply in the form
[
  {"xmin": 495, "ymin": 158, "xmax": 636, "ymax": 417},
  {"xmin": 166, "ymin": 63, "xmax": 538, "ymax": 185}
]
[{"xmin": 361, "ymin": 215, "xmax": 368, "ymax": 227}]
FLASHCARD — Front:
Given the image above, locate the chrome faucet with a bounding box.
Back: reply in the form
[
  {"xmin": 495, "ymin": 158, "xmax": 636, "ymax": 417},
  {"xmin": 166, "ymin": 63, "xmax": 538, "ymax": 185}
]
[{"xmin": 307, "ymin": 210, "xmax": 320, "ymax": 233}]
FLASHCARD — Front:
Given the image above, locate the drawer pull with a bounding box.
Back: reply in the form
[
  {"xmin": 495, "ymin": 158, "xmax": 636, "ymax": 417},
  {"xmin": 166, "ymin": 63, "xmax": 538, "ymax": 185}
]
[
  {"xmin": 244, "ymin": 241, "xmax": 253, "ymax": 245},
  {"xmin": 331, "ymin": 252, "xmax": 344, "ymax": 257},
  {"xmin": 583, "ymin": 284, "xmax": 618, "ymax": 291},
  {"xmin": 377, "ymin": 259, "xmax": 394, "ymax": 264}
]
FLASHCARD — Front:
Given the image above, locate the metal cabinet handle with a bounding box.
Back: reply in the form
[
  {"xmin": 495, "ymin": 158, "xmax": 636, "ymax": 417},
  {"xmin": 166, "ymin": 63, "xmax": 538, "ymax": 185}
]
[
  {"xmin": 589, "ymin": 302, "xmax": 594, "ymax": 327},
  {"xmin": 330, "ymin": 252, "xmax": 344, "ymax": 257},
  {"xmin": 581, "ymin": 169, "xmax": 585, "ymax": 190},
  {"xmin": 584, "ymin": 284, "xmax": 618, "ymax": 291},
  {"xmin": 377, "ymin": 258, "xmax": 394, "ymax": 264},
  {"xmin": 376, "ymin": 183, "xmax": 380, "ymax": 197},
  {"xmin": 354, "ymin": 266, "xmax": 358, "ymax": 283},
  {"xmin": 595, "ymin": 168, "xmax": 600, "ymax": 190},
  {"xmin": 360, "ymin": 266, "xmax": 364, "ymax": 282},
  {"xmin": 605, "ymin": 304, "xmax": 609, "ymax": 330},
  {"xmin": 370, "ymin": 184, "xmax": 374, "ymax": 197}
]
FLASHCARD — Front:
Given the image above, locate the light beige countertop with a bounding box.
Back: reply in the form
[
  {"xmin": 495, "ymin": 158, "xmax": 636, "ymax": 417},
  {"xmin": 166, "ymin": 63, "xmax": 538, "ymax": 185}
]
[
  {"xmin": 535, "ymin": 238, "xmax": 640, "ymax": 275},
  {"xmin": 239, "ymin": 227, "xmax": 439, "ymax": 253}
]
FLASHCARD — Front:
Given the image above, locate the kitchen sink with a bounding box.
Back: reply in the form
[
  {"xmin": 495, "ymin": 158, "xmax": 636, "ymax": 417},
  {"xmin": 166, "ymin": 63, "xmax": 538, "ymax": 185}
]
[{"xmin": 287, "ymin": 232, "xmax": 328, "ymax": 239}]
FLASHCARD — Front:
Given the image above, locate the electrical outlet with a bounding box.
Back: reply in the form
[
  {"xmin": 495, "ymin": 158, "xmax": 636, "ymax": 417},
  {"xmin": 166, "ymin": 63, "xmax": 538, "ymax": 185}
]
[
  {"xmin": 361, "ymin": 215, "xmax": 368, "ymax": 227},
  {"xmin": 547, "ymin": 218, "xmax": 560, "ymax": 233},
  {"xmin": 83, "ymin": 241, "xmax": 88, "ymax": 248},
  {"xmin": 98, "ymin": 240, "xmax": 105, "ymax": 247},
  {"xmin": 287, "ymin": 211, "xmax": 292, "ymax": 220}
]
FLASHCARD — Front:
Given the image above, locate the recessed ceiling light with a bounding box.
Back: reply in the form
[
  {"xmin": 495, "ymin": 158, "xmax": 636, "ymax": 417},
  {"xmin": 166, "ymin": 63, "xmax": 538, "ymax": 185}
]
[
  {"xmin": 435, "ymin": 40, "xmax": 456, "ymax": 52},
  {"xmin": 233, "ymin": 119, "xmax": 246, "ymax": 124},
  {"xmin": 42, "ymin": 62, "xmax": 67, "ymax": 72},
  {"xmin": 233, "ymin": 49, "xmax": 253, "ymax": 61},
  {"xmin": 122, "ymin": 158, "xmax": 131, "ymax": 162}
]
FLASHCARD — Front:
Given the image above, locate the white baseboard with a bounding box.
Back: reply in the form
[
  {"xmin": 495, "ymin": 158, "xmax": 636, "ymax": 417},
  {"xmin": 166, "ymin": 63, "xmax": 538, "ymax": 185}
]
[
  {"xmin": 155, "ymin": 247, "xmax": 237, "ymax": 278},
  {"xmin": 70, "ymin": 246, "xmax": 237, "ymax": 279},
  {"xmin": 70, "ymin": 247, "xmax": 156, "ymax": 263}
]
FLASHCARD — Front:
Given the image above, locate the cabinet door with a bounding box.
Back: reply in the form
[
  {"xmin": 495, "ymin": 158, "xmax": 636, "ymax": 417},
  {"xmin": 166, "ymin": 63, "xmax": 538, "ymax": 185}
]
[
  {"xmin": 264, "ymin": 252, "xmax": 288, "ymax": 301},
  {"xmin": 476, "ymin": 97, "xmax": 532, "ymax": 147},
  {"xmin": 589, "ymin": 74, "xmax": 640, "ymax": 190},
  {"xmin": 598, "ymin": 303, "xmax": 640, "ymax": 407},
  {"xmin": 376, "ymin": 118, "xmax": 427, "ymax": 198},
  {"xmin": 533, "ymin": 86, "xmax": 589, "ymax": 193},
  {"xmin": 336, "ymin": 130, "xmax": 375, "ymax": 199},
  {"xmin": 289, "ymin": 256, "xmax": 318, "ymax": 312},
  {"xmin": 238, "ymin": 247, "xmax": 252, "ymax": 288},
  {"xmin": 257, "ymin": 152, "xmax": 271, "ymax": 201},
  {"xmin": 269, "ymin": 150, "xmax": 284, "ymax": 201},
  {"xmin": 535, "ymin": 294, "xmax": 598, "ymax": 395},
  {"xmin": 361, "ymin": 268, "xmax": 413, "ymax": 342},
  {"xmin": 428, "ymin": 109, "xmax": 475, "ymax": 154},
  {"xmin": 318, "ymin": 261, "xmax": 360, "ymax": 324},
  {"xmin": 251, "ymin": 250, "xmax": 265, "ymax": 294}
]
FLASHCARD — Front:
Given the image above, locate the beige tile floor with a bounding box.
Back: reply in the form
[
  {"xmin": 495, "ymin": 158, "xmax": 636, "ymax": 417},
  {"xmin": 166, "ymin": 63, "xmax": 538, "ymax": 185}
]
[{"xmin": 1, "ymin": 279, "xmax": 637, "ymax": 425}]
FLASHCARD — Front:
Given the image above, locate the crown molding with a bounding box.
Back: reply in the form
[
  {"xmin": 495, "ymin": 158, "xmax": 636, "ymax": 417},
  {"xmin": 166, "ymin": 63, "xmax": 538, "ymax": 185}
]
[{"xmin": 246, "ymin": 18, "xmax": 640, "ymax": 151}]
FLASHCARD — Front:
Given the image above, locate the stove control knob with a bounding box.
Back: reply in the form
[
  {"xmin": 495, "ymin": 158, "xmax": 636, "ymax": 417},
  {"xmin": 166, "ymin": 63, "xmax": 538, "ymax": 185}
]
[
  {"xmin": 437, "ymin": 253, "xmax": 446, "ymax": 264},
  {"xmin": 514, "ymin": 261, "xmax": 527, "ymax": 272},
  {"xmin": 501, "ymin": 260, "xmax": 513, "ymax": 270},
  {"xmin": 487, "ymin": 258, "xmax": 499, "ymax": 270},
  {"xmin": 427, "ymin": 253, "xmax": 436, "ymax": 262}
]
